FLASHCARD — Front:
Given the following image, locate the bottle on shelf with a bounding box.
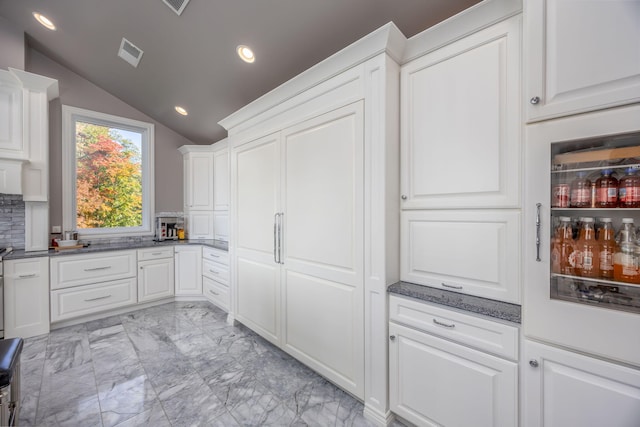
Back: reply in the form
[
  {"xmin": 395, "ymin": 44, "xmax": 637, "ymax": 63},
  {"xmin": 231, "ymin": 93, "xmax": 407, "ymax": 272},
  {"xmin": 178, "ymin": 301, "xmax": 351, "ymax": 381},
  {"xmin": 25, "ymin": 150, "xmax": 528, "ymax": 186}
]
[
  {"xmin": 618, "ymin": 167, "xmax": 640, "ymax": 208},
  {"xmin": 551, "ymin": 216, "xmax": 575, "ymax": 275},
  {"xmin": 573, "ymin": 217, "xmax": 600, "ymax": 278},
  {"xmin": 598, "ymin": 218, "xmax": 617, "ymax": 280},
  {"xmin": 594, "ymin": 169, "xmax": 618, "ymax": 208},
  {"xmin": 570, "ymin": 172, "xmax": 592, "ymax": 208},
  {"xmin": 613, "ymin": 218, "xmax": 640, "ymax": 284}
]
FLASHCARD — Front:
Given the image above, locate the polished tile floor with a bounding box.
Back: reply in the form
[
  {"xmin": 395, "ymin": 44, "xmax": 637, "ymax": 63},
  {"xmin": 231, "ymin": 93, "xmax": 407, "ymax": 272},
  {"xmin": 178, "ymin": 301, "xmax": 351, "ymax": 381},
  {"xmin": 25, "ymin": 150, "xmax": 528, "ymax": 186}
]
[{"xmin": 19, "ymin": 301, "xmax": 394, "ymax": 426}]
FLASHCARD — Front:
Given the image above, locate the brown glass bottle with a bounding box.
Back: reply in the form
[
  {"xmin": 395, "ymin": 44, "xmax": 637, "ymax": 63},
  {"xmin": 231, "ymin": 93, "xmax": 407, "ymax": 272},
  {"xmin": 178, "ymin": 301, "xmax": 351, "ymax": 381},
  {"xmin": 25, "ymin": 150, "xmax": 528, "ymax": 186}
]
[
  {"xmin": 595, "ymin": 169, "xmax": 618, "ymax": 208},
  {"xmin": 618, "ymin": 168, "xmax": 640, "ymax": 208}
]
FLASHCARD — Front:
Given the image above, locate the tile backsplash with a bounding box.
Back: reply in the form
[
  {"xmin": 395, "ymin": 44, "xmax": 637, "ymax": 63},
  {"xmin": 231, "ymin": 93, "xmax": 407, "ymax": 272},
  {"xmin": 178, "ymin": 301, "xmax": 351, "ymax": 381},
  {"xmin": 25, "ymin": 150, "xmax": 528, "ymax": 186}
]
[{"xmin": 0, "ymin": 194, "xmax": 25, "ymax": 249}]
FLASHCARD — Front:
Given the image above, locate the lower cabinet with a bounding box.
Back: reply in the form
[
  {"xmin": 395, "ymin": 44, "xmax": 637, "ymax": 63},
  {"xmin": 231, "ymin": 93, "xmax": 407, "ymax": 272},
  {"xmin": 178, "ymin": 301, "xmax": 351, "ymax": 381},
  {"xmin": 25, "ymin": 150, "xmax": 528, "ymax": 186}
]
[
  {"xmin": 137, "ymin": 248, "xmax": 175, "ymax": 302},
  {"xmin": 523, "ymin": 340, "xmax": 640, "ymax": 427},
  {"xmin": 202, "ymin": 246, "xmax": 229, "ymax": 310},
  {"xmin": 174, "ymin": 245, "xmax": 202, "ymax": 296},
  {"xmin": 4, "ymin": 257, "xmax": 49, "ymax": 338},
  {"xmin": 389, "ymin": 295, "xmax": 518, "ymax": 427}
]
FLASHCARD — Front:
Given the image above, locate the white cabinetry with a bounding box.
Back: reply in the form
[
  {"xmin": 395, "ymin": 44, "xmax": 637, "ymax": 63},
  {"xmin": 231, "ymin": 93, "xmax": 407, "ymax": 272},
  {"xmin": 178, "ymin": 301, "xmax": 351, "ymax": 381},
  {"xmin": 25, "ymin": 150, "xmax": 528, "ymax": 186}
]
[
  {"xmin": 389, "ymin": 295, "xmax": 518, "ymax": 427},
  {"xmin": 401, "ymin": 210, "xmax": 521, "ymax": 303},
  {"xmin": 174, "ymin": 245, "xmax": 202, "ymax": 296},
  {"xmin": 181, "ymin": 148, "xmax": 213, "ymax": 211},
  {"xmin": 202, "ymin": 246, "xmax": 229, "ymax": 310},
  {"xmin": 213, "ymin": 140, "xmax": 229, "ymax": 211},
  {"xmin": 525, "ymin": 0, "xmax": 640, "ymax": 122},
  {"xmin": 401, "ymin": 15, "xmax": 521, "ymax": 209},
  {"xmin": 4, "ymin": 257, "xmax": 49, "ymax": 338},
  {"xmin": 186, "ymin": 211, "xmax": 214, "ymax": 240},
  {"xmin": 523, "ymin": 340, "xmax": 640, "ymax": 427},
  {"xmin": 50, "ymin": 250, "xmax": 137, "ymax": 322},
  {"xmin": 137, "ymin": 247, "xmax": 174, "ymax": 302}
]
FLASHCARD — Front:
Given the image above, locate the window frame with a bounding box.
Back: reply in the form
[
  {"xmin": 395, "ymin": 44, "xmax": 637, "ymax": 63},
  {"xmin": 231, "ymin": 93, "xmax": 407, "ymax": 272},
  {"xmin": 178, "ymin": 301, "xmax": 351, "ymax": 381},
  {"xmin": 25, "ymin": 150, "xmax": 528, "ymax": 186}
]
[{"xmin": 61, "ymin": 105, "xmax": 155, "ymax": 239}]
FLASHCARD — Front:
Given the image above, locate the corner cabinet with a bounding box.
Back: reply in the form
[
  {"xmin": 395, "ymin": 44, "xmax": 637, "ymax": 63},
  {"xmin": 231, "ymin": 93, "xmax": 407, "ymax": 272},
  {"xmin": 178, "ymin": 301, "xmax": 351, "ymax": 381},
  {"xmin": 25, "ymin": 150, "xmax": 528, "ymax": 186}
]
[
  {"xmin": 174, "ymin": 245, "xmax": 202, "ymax": 296},
  {"xmin": 180, "ymin": 148, "xmax": 213, "ymax": 211},
  {"xmin": 523, "ymin": 340, "xmax": 640, "ymax": 427},
  {"xmin": 4, "ymin": 257, "xmax": 50, "ymax": 338},
  {"xmin": 525, "ymin": 0, "xmax": 640, "ymax": 122},
  {"xmin": 400, "ymin": 15, "xmax": 521, "ymax": 209}
]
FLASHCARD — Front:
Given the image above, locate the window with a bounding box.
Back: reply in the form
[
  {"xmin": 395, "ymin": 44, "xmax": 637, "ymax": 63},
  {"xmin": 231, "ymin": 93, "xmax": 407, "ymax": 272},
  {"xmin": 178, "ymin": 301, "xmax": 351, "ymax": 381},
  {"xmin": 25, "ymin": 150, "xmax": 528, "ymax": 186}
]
[{"xmin": 62, "ymin": 106, "xmax": 154, "ymax": 238}]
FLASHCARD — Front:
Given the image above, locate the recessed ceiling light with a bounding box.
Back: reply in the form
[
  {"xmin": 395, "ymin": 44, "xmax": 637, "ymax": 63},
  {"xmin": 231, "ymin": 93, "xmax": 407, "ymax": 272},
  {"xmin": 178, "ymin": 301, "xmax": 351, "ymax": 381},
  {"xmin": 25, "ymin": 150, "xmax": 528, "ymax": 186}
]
[
  {"xmin": 175, "ymin": 106, "xmax": 188, "ymax": 116},
  {"xmin": 237, "ymin": 45, "xmax": 255, "ymax": 63},
  {"xmin": 33, "ymin": 12, "xmax": 56, "ymax": 30}
]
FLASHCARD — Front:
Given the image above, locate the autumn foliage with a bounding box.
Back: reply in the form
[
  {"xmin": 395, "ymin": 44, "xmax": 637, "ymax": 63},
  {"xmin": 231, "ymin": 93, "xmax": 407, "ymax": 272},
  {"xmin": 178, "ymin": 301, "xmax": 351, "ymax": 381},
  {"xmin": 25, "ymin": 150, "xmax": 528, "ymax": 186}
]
[{"xmin": 75, "ymin": 123, "xmax": 142, "ymax": 228}]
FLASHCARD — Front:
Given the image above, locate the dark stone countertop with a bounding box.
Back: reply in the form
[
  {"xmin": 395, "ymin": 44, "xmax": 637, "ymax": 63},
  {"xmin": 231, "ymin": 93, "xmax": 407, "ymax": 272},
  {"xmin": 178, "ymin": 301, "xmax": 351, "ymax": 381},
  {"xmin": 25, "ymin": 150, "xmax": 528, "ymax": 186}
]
[
  {"xmin": 388, "ymin": 281, "xmax": 521, "ymax": 324},
  {"xmin": 3, "ymin": 239, "xmax": 228, "ymax": 260}
]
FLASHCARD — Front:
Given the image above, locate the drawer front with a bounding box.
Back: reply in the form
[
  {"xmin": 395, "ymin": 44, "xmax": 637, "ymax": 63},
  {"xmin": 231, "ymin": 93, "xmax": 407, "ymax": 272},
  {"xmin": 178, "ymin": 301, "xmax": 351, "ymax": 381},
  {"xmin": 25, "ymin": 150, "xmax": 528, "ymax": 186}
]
[
  {"xmin": 51, "ymin": 250, "xmax": 137, "ymax": 290},
  {"xmin": 203, "ymin": 259, "xmax": 229, "ymax": 283},
  {"xmin": 137, "ymin": 247, "xmax": 174, "ymax": 261},
  {"xmin": 51, "ymin": 278, "xmax": 137, "ymax": 322},
  {"xmin": 390, "ymin": 295, "xmax": 519, "ymax": 360},
  {"xmin": 202, "ymin": 246, "xmax": 229, "ymax": 265},
  {"xmin": 203, "ymin": 276, "xmax": 229, "ymax": 311}
]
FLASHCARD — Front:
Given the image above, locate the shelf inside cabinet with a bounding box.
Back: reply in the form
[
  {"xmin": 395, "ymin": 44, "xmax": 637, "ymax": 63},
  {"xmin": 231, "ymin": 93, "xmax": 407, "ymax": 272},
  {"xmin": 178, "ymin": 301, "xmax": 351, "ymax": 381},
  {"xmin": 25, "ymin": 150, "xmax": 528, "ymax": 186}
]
[{"xmin": 551, "ymin": 274, "xmax": 640, "ymax": 314}]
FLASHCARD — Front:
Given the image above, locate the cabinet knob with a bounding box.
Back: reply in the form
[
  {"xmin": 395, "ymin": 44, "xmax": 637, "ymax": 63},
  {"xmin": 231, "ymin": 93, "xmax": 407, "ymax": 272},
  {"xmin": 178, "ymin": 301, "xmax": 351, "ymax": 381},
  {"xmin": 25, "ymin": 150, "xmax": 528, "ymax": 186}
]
[
  {"xmin": 530, "ymin": 96, "xmax": 541, "ymax": 105},
  {"xmin": 389, "ymin": 335, "xmax": 396, "ymax": 341},
  {"xmin": 529, "ymin": 359, "xmax": 539, "ymax": 368},
  {"xmin": 401, "ymin": 195, "xmax": 407, "ymax": 200}
]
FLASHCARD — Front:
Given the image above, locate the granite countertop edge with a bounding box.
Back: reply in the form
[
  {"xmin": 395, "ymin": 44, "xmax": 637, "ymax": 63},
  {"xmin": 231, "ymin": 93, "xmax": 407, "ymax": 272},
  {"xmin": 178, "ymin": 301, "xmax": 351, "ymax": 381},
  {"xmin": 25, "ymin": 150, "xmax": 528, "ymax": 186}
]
[
  {"xmin": 388, "ymin": 281, "xmax": 521, "ymax": 324},
  {"xmin": 3, "ymin": 239, "xmax": 228, "ymax": 260}
]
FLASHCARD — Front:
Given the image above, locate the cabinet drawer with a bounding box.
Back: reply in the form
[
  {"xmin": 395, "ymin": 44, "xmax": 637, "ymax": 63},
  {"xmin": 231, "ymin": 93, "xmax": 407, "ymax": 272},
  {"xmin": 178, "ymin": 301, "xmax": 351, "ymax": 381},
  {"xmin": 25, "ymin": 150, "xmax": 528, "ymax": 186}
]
[
  {"xmin": 51, "ymin": 278, "xmax": 137, "ymax": 322},
  {"xmin": 401, "ymin": 210, "xmax": 521, "ymax": 303},
  {"xmin": 202, "ymin": 246, "xmax": 228, "ymax": 265},
  {"xmin": 202, "ymin": 259, "xmax": 229, "ymax": 283},
  {"xmin": 203, "ymin": 276, "xmax": 229, "ymax": 311},
  {"xmin": 390, "ymin": 295, "xmax": 519, "ymax": 360},
  {"xmin": 50, "ymin": 250, "xmax": 137, "ymax": 290},
  {"xmin": 137, "ymin": 247, "xmax": 173, "ymax": 261}
]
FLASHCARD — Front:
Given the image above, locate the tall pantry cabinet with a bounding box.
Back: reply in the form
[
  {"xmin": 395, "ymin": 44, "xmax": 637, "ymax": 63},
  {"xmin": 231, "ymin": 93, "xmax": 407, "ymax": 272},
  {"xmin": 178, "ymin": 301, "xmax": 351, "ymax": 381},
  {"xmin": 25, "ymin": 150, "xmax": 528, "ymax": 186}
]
[{"xmin": 220, "ymin": 24, "xmax": 402, "ymax": 424}]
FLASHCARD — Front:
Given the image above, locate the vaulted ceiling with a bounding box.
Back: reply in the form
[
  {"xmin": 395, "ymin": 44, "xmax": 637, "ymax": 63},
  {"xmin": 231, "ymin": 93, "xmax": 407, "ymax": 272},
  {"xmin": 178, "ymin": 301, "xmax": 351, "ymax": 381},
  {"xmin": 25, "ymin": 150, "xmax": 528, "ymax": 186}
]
[{"xmin": 0, "ymin": 0, "xmax": 480, "ymax": 144}]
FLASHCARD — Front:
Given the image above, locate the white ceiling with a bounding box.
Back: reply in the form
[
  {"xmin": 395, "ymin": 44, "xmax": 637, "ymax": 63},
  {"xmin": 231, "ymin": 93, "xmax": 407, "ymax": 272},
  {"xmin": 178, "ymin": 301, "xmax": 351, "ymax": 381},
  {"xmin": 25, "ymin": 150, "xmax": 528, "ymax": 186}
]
[{"xmin": 0, "ymin": 0, "xmax": 480, "ymax": 144}]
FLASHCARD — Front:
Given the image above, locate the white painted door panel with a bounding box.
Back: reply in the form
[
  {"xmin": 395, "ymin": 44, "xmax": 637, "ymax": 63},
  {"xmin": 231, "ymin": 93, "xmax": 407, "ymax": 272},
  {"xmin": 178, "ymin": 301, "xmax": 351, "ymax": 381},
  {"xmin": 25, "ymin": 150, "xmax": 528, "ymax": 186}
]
[
  {"xmin": 524, "ymin": 340, "xmax": 640, "ymax": 427},
  {"xmin": 213, "ymin": 147, "xmax": 229, "ymax": 210},
  {"xmin": 526, "ymin": 0, "xmax": 640, "ymax": 121},
  {"xmin": 401, "ymin": 16, "xmax": 521, "ymax": 209},
  {"xmin": 401, "ymin": 210, "xmax": 521, "ymax": 303},
  {"xmin": 187, "ymin": 211, "xmax": 213, "ymax": 239},
  {"xmin": 185, "ymin": 152, "xmax": 213, "ymax": 210},
  {"xmin": 280, "ymin": 102, "xmax": 364, "ymax": 398}
]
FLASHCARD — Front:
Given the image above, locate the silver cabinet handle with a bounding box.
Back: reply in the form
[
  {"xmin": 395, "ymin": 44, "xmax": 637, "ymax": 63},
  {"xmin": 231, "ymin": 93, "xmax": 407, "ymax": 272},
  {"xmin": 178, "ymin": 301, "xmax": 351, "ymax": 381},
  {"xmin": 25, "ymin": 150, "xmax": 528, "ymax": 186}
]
[
  {"xmin": 441, "ymin": 283, "xmax": 463, "ymax": 290},
  {"xmin": 209, "ymin": 289, "xmax": 219, "ymax": 296},
  {"xmin": 17, "ymin": 273, "xmax": 37, "ymax": 279},
  {"xmin": 84, "ymin": 294, "xmax": 111, "ymax": 302},
  {"xmin": 401, "ymin": 195, "xmax": 407, "ymax": 200},
  {"xmin": 84, "ymin": 266, "xmax": 111, "ymax": 272},
  {"xmin": 530, "ymin": 96, "xmax": 540, "ymax": 104},
  {"xmin": 274, "ymin": 213, "xmax": 279, "ymax": 264},
  {"xmin": 151, "ymin": 252, "xmax": 163, "ymax": 256},
  {"xmin": 433, "ymin": 318, "xmax": 455, "ymax": 328},
  {"xmin": 529, "ymin": 359, "xmax": 539, "ymax": 368},
  {"xmin": 389, "ymin": 335, "xmax": 396, "ymax": 341},
  {"xmin": 209, "ymin": 269, "xmax": 219, "ymax": 274},
  {"xmin": 278, "ymin": 212, "xmax": 283, "ymax": 265},
  {"xmin": 536, "ymin": 203, "xmax": 542, "ymax": 262},
  {"xmin": 211, "ymin": 254, "xmax": 220, "ymax": 258}
]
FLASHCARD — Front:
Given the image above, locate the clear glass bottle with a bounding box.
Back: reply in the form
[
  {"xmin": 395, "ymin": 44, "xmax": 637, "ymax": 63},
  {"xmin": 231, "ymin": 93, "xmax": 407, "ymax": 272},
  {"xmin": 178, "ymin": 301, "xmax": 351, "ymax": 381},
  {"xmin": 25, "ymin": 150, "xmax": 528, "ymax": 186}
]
[
  {"xmin": 613, "ymin": 218, "xmax": 640, "ymax": 283},
  {"xmin": 574, "ymin": 217, "xmax": 600, "ymax": 278},
  {"xmin": 570, "ymin": 172, "xmax": 592, "ymax": 208},
  {"xmin": 598, "ymin": 218, "xmax": 617, "ymax": 280},
  {"xmin": 551, "ymin": 216, "xmax": 575, "ymax": 275},
  {"xmin": 618, "ymin": 167, "xmax": 640, "ymax": 208}
]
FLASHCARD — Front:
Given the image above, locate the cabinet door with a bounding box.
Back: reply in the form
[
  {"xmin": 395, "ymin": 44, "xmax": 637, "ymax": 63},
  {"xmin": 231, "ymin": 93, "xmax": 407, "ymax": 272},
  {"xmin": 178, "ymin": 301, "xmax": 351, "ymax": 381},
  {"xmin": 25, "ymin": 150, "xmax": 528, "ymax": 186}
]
[
  {"xmin": 280, "ymin": 102, "xmax": 364, "ymax": 398},
  {"xmin": 184, "ymin": 151, "xmax": 213, "ymax": 210},
  {"xmin": 4, "ymin": 257, "xmax": 49, "ymax": 338},
  {"xmin": 401, "ymin": 210, "xmax": 521, "ymax": 303},
  {"xmin": 526, "ymin": 0, "xmax": 640, "ymax": 122},
  {"xmin": 187, "ymin": 211, "xmax": 214, "ymax": 239},
  {"xmin": 524, "ymin": 340, "xmax": 640, "ymax": 427},
  {"xmin": 233, "ymin": 132, "xmax": 281, "ymax": 345},
  {"xmin": 401, "ymin": 16, "xmax": 521, "ymax": 209},
  {"xmin": 0, "ymin": 75, "xmax": 23, "ymax": 154},
  {"xmin": 213, "ymin": 211, "xmax": 228, "ymax": 242},
  {"xmin": 138, "ymin": 258, "xmax": 175, "ymax": 302},
  {"xmin": 389, "ymin": 322, "xmax": 518, "ymax": 427},
  {"xmin": 213, "ymin": 147, "xmax": 229, "ymax": 211},
  {"xmin": 174, "ymin": 246, "xmax": 202, "ymax": 295}
]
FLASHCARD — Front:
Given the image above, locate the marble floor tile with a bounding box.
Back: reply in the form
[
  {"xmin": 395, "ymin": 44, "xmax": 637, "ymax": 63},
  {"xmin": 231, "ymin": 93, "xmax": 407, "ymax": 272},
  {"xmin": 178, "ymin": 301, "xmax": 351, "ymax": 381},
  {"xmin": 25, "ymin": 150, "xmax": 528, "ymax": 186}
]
[{"xmin": 17, "ymin": 301, "xmax": 405, "ymax": 427}]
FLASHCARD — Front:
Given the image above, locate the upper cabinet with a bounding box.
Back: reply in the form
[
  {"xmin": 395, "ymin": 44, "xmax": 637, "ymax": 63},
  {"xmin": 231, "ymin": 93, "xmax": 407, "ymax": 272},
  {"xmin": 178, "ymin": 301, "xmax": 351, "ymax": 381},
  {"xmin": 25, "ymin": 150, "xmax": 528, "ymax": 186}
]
[
  {"xmin": 179, "ymin": 146, "xmax": 214, "ymax": 211},
  {"xmin": 0, "ymin": 68, "xmax": 58, "ymax": 198},
  {"xmin": 525, "ymin": 0, "xmax": 640, "ymax": 122},
  {"xmin": 401, "ymin": 15, "xmax": 522, "ymax": 209},
  {"xmin": 212, "ymin": 139, "xmax": 229, "ymax": 211}
]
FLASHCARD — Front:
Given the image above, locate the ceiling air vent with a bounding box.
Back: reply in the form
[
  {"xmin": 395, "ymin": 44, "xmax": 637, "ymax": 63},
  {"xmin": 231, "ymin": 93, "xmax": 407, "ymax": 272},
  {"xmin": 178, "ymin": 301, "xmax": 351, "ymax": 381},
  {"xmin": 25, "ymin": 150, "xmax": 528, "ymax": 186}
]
[
  {"xmin": 163, "ymin": 0, "xmax": 190, "ymax": 16},
  {"xmin": 118, "ymin": 38, "xmax": 144, "ymax": 68}
]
